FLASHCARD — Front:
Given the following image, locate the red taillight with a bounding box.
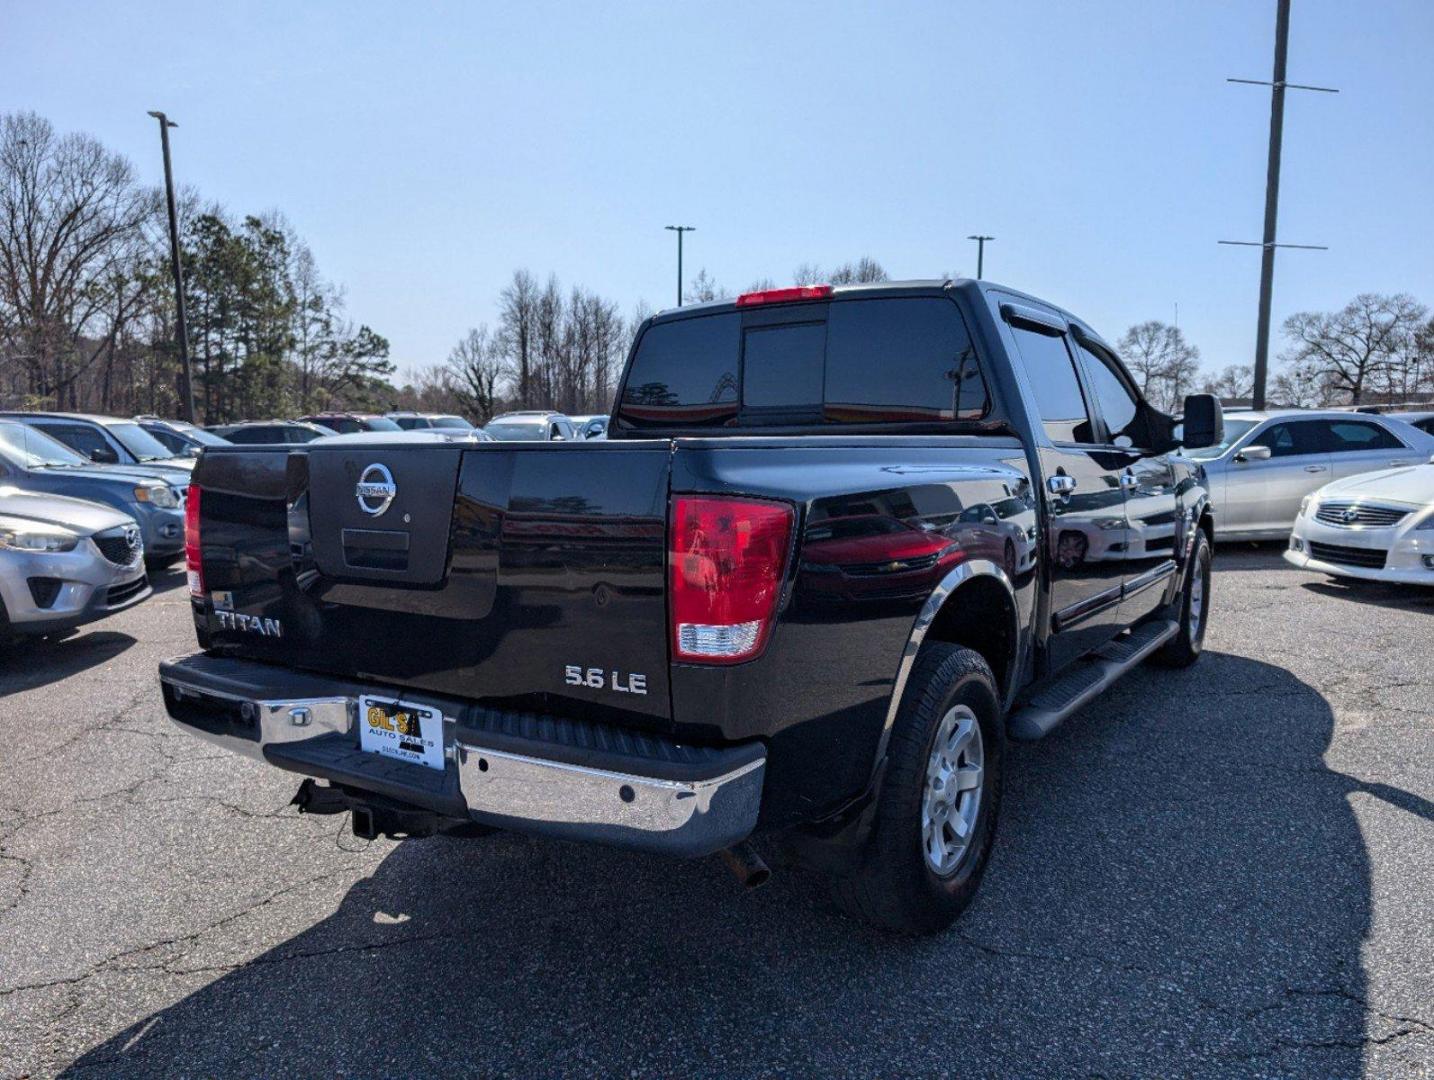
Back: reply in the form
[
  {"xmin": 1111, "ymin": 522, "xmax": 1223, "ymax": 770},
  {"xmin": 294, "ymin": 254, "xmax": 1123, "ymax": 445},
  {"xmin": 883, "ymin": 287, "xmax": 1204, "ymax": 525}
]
[
  {"xmin": 734, "ymin": 284, "xmax": 833, "ymax": 307},
  {"xmin": 184, "ymin": 484, "xmax": 203, "ymax": 597},
  {"xmin": 669, "ymin": 496, "xmax": 794, "ymax": 664}
]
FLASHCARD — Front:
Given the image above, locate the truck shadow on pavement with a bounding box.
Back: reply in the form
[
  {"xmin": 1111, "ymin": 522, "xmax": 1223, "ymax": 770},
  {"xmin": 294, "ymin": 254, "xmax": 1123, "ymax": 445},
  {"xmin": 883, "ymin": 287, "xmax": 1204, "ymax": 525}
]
[
  {"xmin": 63, "ymin": 652, "xmax": 1432, "ymax": 1077},
  {"xmin": 0, "ymin": 630, "xmax": 135, "ymax": 695}
]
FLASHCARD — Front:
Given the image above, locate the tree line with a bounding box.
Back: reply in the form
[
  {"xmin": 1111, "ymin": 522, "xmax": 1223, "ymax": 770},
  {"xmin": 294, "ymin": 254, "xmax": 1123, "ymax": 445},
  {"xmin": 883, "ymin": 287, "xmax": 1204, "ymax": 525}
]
[
  {"xmin": 7, "ymin": 111, "xmax": 1430, "ymax": 426},
  {"xmin": 1201, "ymin": 293, "xmax": 1434, "ymax": 408},
  {"xmin": 0, "ymin": 111, "xmax": 396, "ymax": 422}
]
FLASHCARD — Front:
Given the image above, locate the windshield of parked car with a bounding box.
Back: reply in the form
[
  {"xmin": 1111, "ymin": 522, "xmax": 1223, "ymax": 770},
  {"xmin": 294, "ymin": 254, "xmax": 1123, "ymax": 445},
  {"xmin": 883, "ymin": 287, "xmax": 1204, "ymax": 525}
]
[
  {"xmin": 485, "ymin": 422, "xmax": 547, "ymax": 441},
  {"xmin": 363, "ymin": 417, "xmax": 402, "ymax": 431},
  {"xmin": 431, "ymin": 416, "xmax": 473, "ymax": 430},
  {"xmin": 107, "ymin": 422, "xmax": 180, "ymax": 461},
  {"xmin": 0, "ymin": 421, "xmax": 91, "ymax": 468},
  {"xmin": 1184, "ymin": 418, "xmax": 1258, "ymax": 460}
]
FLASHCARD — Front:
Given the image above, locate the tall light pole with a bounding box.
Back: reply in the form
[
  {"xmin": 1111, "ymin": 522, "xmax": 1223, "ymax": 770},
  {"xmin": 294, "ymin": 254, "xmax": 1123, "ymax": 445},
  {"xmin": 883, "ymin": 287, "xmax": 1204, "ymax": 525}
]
[
  {"xmin": 967, "ymin": 235, "xmax": 994, "ymax": 279},
  {"xmin": 665, "ymin": 225, "xmax": 695, "ymax": 306},
  {"xmin": 148, "ymin": 110, "xmax": 196, "ymax": 423},
  {"xmin": 1221, "ymin": 0, "xmax": 1336, "ymax": 409}
]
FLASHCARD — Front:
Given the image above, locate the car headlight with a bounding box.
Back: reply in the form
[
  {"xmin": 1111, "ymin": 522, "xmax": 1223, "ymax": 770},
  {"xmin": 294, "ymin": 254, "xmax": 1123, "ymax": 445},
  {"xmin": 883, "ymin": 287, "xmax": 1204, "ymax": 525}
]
[
  {"xmin": 0, "ymin": 525, "xmax": 80, "ymax": 552},
  {"xmin": 1415, "ymin": 511, "xmax": 1434, "ymax": 530},
  {"xmin": 1299, "ymin": 495, "xmax": 1313, "ymax": 518},
  {"xmin": 1095, "ymin": 517, "xmax": 1126, "ymax": 531},
  {"xmin": 134, "ymin": 484, "xmax": 180, "ymax": 509}
]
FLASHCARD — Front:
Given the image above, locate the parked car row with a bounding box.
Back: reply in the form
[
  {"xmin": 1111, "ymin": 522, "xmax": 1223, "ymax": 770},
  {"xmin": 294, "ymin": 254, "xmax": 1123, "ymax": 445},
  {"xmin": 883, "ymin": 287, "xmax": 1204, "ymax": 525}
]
[{"xmin": 1179, "ymin": 408, "xmax": 1434, "ymax": 538}]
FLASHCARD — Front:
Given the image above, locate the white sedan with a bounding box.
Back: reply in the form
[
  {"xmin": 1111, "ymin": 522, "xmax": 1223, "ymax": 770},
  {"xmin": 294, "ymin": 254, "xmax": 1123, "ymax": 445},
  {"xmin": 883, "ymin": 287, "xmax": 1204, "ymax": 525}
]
[{"xmin": 1284, "ymin": 459, "xmax": 1434, "ymax": 585}]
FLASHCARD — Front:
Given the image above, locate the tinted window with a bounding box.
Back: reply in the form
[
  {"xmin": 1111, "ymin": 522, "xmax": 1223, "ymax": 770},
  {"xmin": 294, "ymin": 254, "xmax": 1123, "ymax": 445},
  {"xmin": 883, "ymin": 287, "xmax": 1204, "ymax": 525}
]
[
  {"xmin": 38, "ymin": 422, "xmax": 113, "ymax": 460},
  {"xmin": 227, "ymin": 427, "xmax": 276, "ymax": 444},
  {"xmin": 1324, "ymin": 420, "xmax": 1403, "ymax": 452},
  {"xmin": 146, "ymin": 428, "xmax": 187, "ymax": 453},
  {"xmin": 1256, "ymin": 421, "xmax": 1323, "ymax": 458},
  {"xmin": 393, "ymin": 416, "xmax": 426, "ymax": 430},
  {"xmin": 742, "ymin": 322, "xmax": 825, "ymax": 410},
  {"xmin": 1009, "ymin": 326, "xmax": 1094, "ymax": 443},
  {"xmin": 432, "ymin": 416, "xmax": 472, "ymax": 430},
  {"xmin": 361, "ymin": 417, "xmax": 402, "ymax": 432},
  {"xmin": 1078, "ymin": 344, "xmax": 1140, "ymax": 444},
  {"xmin": 621, "ymin": 313, "xmax": 741, "ymax": 427},
  {"xmin": 824, "ymin": 299, "xmax": 988, "ymax": 422}
]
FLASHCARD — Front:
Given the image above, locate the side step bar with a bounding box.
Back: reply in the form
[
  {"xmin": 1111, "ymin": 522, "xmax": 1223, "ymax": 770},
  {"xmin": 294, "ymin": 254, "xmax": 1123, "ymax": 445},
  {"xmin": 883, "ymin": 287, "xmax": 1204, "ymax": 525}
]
[{"xmin": 1007, "ymin": 619, "xmax": 1179, "ymax": 741}]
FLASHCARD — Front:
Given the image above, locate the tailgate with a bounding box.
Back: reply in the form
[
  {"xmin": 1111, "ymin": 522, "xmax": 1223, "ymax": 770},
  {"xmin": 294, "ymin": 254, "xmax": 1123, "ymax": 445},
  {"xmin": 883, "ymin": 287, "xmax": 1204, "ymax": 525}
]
[{"xmin": 193, "ymin": 440, "xmax": 674, "ymax": 724}]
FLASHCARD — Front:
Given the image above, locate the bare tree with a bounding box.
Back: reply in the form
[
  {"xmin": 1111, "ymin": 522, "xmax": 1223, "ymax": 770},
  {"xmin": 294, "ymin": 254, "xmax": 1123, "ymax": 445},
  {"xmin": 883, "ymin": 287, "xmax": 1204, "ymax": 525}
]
[
  {"xmin": 684, "ymin": 268, "xmax": 725, "ymax": 304},
  {"xmin": 0, "ymin": 111, "xmax": 160, "ymax": 407},
  {"xmin": 1199, "ymin": 364, "xmax": 1254, "ymax": 402},
  {"xmin": 828, "ymin": 256, "xmax": 889, "ymax": 284},
  {"xmin": 1279, "ymin": 293, "xmax": 1427, "ymax": 406},
  {"xmin": 447, "ymin": 324, "xmax": 507, "ymax": 421},
  {"xmin": 497, "ymin": 269, "xmax": 540, "ymax": 405},
  {"xmin": 1116, "ymin": 321, "xmax": 1201, "ymax": 412}
]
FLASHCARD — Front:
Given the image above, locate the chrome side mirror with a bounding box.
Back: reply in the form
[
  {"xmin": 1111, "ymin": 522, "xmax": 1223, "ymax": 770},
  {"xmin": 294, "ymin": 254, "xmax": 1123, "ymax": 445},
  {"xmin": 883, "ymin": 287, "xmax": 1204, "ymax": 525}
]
[{"xmin": 1234, "ymin": 444, "xmax": 1272, "ymax": 463}]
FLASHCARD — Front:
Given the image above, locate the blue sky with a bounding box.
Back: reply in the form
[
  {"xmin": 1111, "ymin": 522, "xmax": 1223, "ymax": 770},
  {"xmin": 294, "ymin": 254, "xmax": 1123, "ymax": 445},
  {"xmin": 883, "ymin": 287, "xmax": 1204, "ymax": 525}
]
[{"xmin": 5, "ymin": 0, "xmax": 1432, "ymax": 378}]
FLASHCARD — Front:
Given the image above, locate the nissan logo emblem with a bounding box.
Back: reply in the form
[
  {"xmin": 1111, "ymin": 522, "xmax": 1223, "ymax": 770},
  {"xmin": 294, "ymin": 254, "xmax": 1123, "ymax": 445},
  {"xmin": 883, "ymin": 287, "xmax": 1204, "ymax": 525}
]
[{"xmin": 355, "ymin": 463, "xmax": 397, "ymax": 517}]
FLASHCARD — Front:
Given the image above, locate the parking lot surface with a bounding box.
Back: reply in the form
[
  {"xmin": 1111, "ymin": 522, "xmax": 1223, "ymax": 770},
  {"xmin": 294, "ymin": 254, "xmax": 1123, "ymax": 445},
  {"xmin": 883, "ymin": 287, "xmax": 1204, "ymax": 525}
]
[{"xmin": 1, "ymin": 548, "xmax": 1431, "ymax": 1079}]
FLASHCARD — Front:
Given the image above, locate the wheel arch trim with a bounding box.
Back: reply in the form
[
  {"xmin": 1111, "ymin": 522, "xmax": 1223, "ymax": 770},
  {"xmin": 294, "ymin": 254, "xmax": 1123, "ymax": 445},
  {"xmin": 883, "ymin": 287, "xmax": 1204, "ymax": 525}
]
[{"xmin": 870, "ymin": 559, "xmax": 1019, "ymax": 782}]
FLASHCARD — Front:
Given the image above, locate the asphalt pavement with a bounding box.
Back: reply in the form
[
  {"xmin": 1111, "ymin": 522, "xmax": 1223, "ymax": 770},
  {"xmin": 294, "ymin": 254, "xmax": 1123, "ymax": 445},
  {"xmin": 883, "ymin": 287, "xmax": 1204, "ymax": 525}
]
[{"xmin": 1, "ymin": 548, "xmax": 1431, "ymax": 1079}]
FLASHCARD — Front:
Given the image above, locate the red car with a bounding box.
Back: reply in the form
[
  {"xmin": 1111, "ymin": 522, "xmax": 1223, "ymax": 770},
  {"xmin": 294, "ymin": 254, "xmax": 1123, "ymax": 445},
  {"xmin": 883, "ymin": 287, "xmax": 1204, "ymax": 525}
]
[{"xmin": 797, "ymin": 515, "xmax": 965, "ymax": 602}]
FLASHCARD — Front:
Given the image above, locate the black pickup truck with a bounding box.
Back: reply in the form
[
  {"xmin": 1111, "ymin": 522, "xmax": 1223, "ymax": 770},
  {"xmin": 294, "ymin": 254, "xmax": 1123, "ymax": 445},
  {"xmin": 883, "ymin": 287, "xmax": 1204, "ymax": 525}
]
[{"xmin": 159, "ymin": 279, "xmax": 1223, "ymax": 934}]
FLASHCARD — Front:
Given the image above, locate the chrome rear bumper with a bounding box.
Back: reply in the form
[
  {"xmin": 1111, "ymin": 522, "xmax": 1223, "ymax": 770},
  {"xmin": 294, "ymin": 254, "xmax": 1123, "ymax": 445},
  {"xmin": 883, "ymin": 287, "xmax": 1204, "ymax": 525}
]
[{"xmin": 158, "ymin": 653, "xmax": 764, "ymax": 857}]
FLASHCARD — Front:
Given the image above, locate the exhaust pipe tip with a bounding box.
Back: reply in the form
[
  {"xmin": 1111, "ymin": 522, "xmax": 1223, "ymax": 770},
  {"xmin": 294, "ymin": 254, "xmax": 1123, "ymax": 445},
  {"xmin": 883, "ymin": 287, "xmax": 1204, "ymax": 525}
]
[{"xmin": 720, "ymin": 840, "xmax": 771, "ymax": 889}]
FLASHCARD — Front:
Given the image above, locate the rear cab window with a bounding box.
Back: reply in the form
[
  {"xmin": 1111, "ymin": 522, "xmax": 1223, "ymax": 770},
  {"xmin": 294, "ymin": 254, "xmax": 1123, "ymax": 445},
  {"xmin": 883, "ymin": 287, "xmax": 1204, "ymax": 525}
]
[{"xmin": 615, "ymin": 295, "xmax": 990, "ymax": 432}]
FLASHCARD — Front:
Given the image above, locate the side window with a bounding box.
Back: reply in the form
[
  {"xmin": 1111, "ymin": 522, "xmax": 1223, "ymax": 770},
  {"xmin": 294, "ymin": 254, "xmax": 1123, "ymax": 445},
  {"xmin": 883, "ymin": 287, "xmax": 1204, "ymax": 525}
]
[
  {"xmin": 1324, "ymin": 420, "xmax": 1403, "ymax": 452},
  {"xmin": 40, "ymin": 423, "xmax": 110, "ymax": 459},
  {"xmin": 621, "ymin": 313, "xmax": 741, "ymax": 428},
  {"xmin": 1009, "ymin": 325, "xmax": 1095, "ymax": 443},
  {"xmin": 1255, "ymin": 421, "xmax": 1322, "ymax": 458},
  {"xmin": 1077, "ymin": 344, "xmax": 1140, "ymax": 445},
  {"xmin": 823, "ymin": 298, "xmax": 990, "ymax": 422}
]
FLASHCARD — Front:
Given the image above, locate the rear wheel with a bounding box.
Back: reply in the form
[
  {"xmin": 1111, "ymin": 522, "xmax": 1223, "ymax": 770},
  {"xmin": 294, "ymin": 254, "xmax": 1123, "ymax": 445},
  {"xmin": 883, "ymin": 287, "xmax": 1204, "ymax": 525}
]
[
  {"xmin": 831, "ymin": 644, "xmax": 1003, "ymax": 935},
  {"xmin": 1152, "ymin": 527, "xmax": 1211, "ymax": 668}
]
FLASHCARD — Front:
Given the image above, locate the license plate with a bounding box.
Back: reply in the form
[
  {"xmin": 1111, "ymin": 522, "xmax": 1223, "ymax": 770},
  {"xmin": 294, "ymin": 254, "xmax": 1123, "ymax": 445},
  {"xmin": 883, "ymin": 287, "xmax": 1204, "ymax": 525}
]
[{"xmin": 357, "ymin": 696, "xmax": 445, "ymax": 771}]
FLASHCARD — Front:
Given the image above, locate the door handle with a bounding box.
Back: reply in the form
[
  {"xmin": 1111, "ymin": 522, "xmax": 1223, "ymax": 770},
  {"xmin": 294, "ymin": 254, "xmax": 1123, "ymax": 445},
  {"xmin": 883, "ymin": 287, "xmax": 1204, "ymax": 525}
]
[
  {"xmin": 1119, "ymin": 472, "xmax": 1139, "ymax": 491},
  {"xmin": 1047, "ymin": 474, "xmax": 1076, "ymax": 496},
  {"xmin": 1303, "ymin": 465, "xmax": 1327, "ymax": 473},
  {"xmin": 1388, "ymin": 459, "xmax": 1414, "ymax": 467}
]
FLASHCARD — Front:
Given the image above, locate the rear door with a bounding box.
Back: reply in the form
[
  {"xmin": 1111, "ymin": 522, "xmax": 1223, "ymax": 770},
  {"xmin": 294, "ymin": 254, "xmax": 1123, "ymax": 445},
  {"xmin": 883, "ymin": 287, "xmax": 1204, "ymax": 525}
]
[
  {"xmin": 1224, "ymin": 420, "xmax": 1330, "ymax": 533},
  {"xmin": 1322, "ymin": 418, "xmax": 1420, "ymax": 481},
  {"xmin": 1002, "ymin": 304, "xmax": 1127, "ymax": 670}
]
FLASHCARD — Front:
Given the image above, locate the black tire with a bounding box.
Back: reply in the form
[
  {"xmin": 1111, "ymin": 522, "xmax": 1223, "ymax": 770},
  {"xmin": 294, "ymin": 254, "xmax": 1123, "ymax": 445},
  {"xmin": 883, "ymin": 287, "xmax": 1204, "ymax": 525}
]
[
  {"xmin": 831, "ymin": 644, "xmax": 1003, "ymax": 935},
  {"xmin": 1152, "ymin": 527, "xmax": 1211, "ymax": 668}
]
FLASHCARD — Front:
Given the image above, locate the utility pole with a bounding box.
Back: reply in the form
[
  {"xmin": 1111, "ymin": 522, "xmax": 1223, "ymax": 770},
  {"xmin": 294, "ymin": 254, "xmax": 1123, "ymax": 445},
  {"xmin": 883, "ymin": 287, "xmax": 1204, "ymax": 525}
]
[
  {"xmin": 1220, "ymin": 0, "xmax": 1336, "ymax": 409},
  {"xmin": 966, "ymin": 235, "xmax": 994, "ymax": 279},
  {"xmin": 148, "ymin": 111, "xmax": 197, "ymax": 423},
  {"xmin": 664, "ymin": 225, "xmax": 695, "ymax": 306}
]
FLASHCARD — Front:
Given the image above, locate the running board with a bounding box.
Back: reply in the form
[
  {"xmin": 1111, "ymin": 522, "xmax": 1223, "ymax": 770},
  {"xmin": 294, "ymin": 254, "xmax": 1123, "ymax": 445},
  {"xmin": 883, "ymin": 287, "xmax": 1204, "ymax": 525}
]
[{"xmin": 1007, "ymin": 619, "xmax": 1179, "ymax": 741}]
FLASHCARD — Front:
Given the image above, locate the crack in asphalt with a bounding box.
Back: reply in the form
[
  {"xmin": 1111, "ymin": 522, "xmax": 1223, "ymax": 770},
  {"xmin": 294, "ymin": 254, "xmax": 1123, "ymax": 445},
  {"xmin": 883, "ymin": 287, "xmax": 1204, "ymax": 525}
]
[{"xmin": 0, "ymin": 862, "xmax": 365, "ymax": 999}]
